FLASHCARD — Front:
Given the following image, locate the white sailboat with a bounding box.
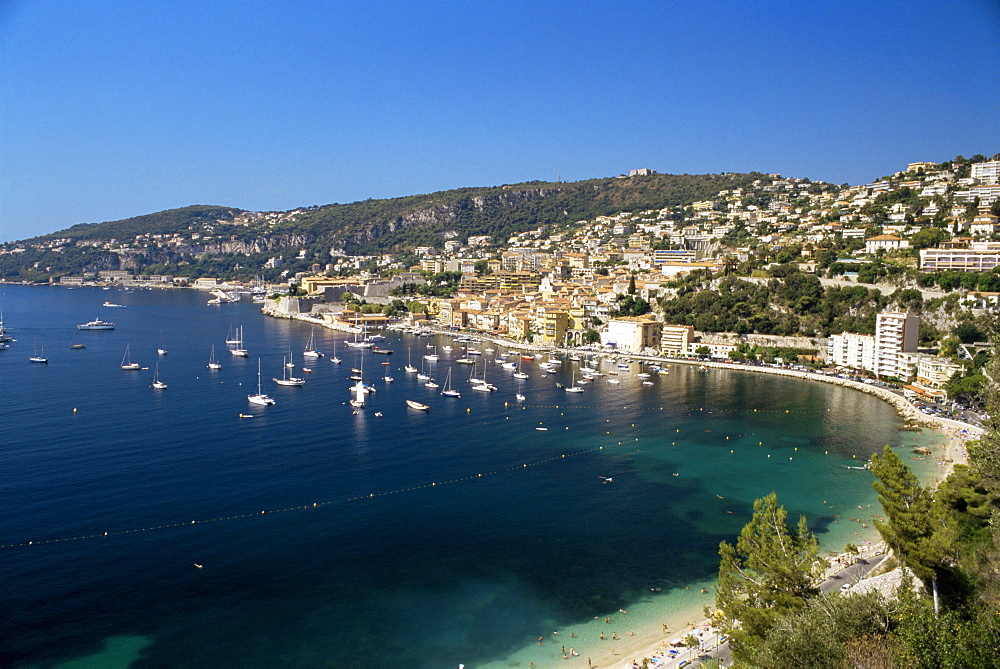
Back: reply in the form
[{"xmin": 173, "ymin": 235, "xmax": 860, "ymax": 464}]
[
  {"xmin": 120, "ymin": 343, "xmax": 140, "ymax": 370},
  {"xmin": 157, "ymin": 332, "xmax": 167, "ymax": 356},
  {"xmin": 330, "ymin": 339, "xmax": 342, "ymax": 365},
  {"xmin": 472, "ymin": 358, "xmax": 496, "ymax": 391},
  {"xmin": 383, "ymin": 361, "xmax": 394, "ymax": 383},
  {"xmin": 423, "ymin": 346, "xmax": 439, "ymax": 361},
  {"xmin": 417, "ymin": 357, "xmax": 430, "ymax": 381},
  {"xmin": 152, "ymin": 363, "xmax": 168, "ymax": 389},
  {"xmin": 565, "ymin": 369, "xmax": 584, "ymax": 392},
  {"xmin": 467, "ymin": 357, "xmax": 483, "ymax": 385},
  {"xmin": 29, "ymin": 342, "xmax": 47, "ymax": 364},
  {"xmin": 349, "ymin": 358, "xmax": 366, "ymax": 408},
  {"xmin": 229, "ymin": 325, "xmax": 248, "ymax": 357},
  {"xmin": 207, "ymin": 344, "xmax": 222, "ymax": 370},
  {"xmin": 303, "ymin": 327, "xmax": 323, "ymax": 358},
  {"xmin": 248, "ymin": 359, "xmax": 275, "ymax": 405},
  {"xmin": 513, "ymin": 356, "xmax": 529, "ymax": 379},
  {"xmin": 274, "ymin": 356, "xmax": 305, "ymax": 386},
  {"xmin": 441, "ymin": 369, "xmax": 460, "ymax": 397},
  {"xmin": 404, "ymin": 349, "xmax": 417, "ymax": 373}
]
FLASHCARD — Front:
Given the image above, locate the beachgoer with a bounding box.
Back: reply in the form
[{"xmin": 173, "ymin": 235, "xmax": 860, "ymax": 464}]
[
  {"xmin": 605, "ymin": 616, "xmax": 611, "ymax": 624},
  {"xmin": 600, "ymin": 632, "xmax": 605, "ymax": 640},
  {"xmin": 612, "ymin": 632, "xmax": 619, "ymax": 640}
]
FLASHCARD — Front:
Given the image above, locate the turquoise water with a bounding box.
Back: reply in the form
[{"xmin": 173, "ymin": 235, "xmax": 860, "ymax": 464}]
[{"xmin": 0, "ymin": 286, "xmax": 944, "ymax": 668}]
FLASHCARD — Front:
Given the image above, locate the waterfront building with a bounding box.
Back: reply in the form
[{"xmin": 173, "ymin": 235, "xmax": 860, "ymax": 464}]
[
  {"xmin": 604, "ymin": 314, "xmax": 661, "ymax": 353},
  {"xmin": 827, "ymin": 332, "xmax": 876, "ymax": 371},
  {"xmin": 874, "ymin": 311, "xmax": 919, "ymax": 380},
  {"xmin": 660, "ymin": 324, "xmax": 695, "ymax": 355}
]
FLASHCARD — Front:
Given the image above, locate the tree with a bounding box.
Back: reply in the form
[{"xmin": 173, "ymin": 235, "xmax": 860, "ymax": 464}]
[
  {"xmin": 714, "ymin": 492, "xmax": 819, "ymax": 662},
  {"xmin": 870, "ymin": 446, "xmax": 958, "ymax": 615}
]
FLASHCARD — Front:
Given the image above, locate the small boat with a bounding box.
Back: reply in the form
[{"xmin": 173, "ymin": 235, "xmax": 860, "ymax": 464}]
[
  {"xmin": 515, "ymin": 393, "xmax": 526, "ymax": 401},
  {"xmin": 424, "ymin": 346, "xmax": 439, "ymax": 361},
  {"xmin": 151, "ymin": 363, "xmax": 167, "ymax": 389},
  {"xmin": 406, "ymin": 400, "xmax": 430, "ymax": 411},
  {"xmin": 455, "ymin": 357, "xmax": 475, "ymax": 365},
  {"xmin": 330, "ymin": 339, "xmax": 342, "ymax": 365},
  {"xmin": 404, "ymin": 350, "xmax": 418, "ymax": 373},
  {"xmin": 77, "ymin": 318, "xmax": 115, "ymax": 330},
  {"xmin": 303, "ymin": 327, "xmax": 323, "ymax": 358},
  {"xmin": 607, "ymin": 378, "xmax": 620, "ymax": 384},
  {"xmin": 248, "ymin": 359, "xmax": 275, "ymax": 405},
  {"xmin": 373, "ymin": 347, "xmax": 393, "ymax": 354},
  {"xmin": 157, "ymin": 332, "xmax": 168, "ymax": 356},
  {"xmin": 642, "ymin": 380, "xmax": 654, "ymax": 386},
  {"xmin": 636, "ymin": 372, "xmax": 651, "ymax": 379},
  {"xmin": 207, "ymin": 344, "xmax": 222, "ymax": 370},
  {"xmin": 274, "ymin": 356, "xmax": 305, "ymax": 386},
  {"xmin": 120, "ymin": 344, "xmax": 140, "ymax": 370},
  {"xmin": 70, "ymin": 332, "xmax": 86, "ymax": 349},
  {"xmin": 424, "ymin": 380, "xmax": 440, "ymax": 389}
]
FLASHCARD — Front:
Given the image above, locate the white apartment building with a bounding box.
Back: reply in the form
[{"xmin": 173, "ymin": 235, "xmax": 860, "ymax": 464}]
[
  {"xmin": 875, "ymin": 311, "xmax": 919, "ymax": 380},
  {"xmin": 827, "ymin": 332, "xmax": 876, "ymax": 371},
  {"xmin": 828, "ymin": 311, "xmax": 919, "ymax": 381},
  {"xmin": 920, "ymin": 241, "xmax": 1000, "ymax": 271},
  {"xmin": 660, "ymin": 324, "xmax": 695, "ymax": 355},
  {"xmin": 972, "ymin": 161, "xmax": 1000, "ymax": 184}
]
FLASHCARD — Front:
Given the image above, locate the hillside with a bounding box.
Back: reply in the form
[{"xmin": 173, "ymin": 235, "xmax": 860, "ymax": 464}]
[{"xmin": 1, "ymin": 171, "xmax": 788, "ymax": 281}]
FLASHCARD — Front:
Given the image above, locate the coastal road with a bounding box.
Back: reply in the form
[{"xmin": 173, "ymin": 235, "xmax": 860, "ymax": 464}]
[{"xmin": 820, "ymin": 552, "xmax": 887, "ymax": 593}]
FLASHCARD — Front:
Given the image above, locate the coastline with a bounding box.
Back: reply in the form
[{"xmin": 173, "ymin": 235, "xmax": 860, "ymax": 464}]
[{"xmin": 264, "ymin": 309, "xmax": 985, "ymax": 669}]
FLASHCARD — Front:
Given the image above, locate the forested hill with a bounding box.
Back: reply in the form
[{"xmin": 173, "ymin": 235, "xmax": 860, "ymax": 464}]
[
  {"xmin": 280, "ymin": 172, "xmax": 780, "ymax": 255},
  {"xmin": 5, "ymin": 171, "xmax": 803, "ymax": 281},
  {"xmin": 26, "ymin": 172, "xmax": 778, "ymax": 253}
]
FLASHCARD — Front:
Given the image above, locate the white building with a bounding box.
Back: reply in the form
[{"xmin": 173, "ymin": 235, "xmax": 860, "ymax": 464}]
[
  {"xmin": 827, "ymin": 332, "xmax": 875, "ymax": 371},
  {"xmin": 920, "ymin": 242, "xmax": 1000, "ymax": 271},
  {"xmin": 972, "ymin": 161, "xmax": 1000, "ymax": 184},
  {"xmin": 874, "ymin": 312, "xmax": 919, "ymax": 380},
  {"xmin": 828, "ymin": 311, "xmax": 920, "ymax": 381},
  {"xmin": 865, "ymin": 234, "xmax": 910, "ymax": 255}
]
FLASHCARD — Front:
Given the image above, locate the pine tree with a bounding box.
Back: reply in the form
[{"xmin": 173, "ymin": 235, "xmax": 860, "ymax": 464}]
[
  {"xmin": 870, "ymin": 445, "xmax": 957, "ymax": 615},
  {"xmin": 714, "ymin": 492, "xmax": 819, "ymax": 661}
]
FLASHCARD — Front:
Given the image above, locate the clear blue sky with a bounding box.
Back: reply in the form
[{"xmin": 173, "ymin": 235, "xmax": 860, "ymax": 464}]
[{"xmin": 2, "ymin": 0, "xmax": 998, "ymax": 242}]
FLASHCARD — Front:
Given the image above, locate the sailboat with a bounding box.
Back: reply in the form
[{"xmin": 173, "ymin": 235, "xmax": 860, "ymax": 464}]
[
  {"xmin": 467, "ymin": 357, "xmax": 483, "ymax": 385},
  {"xmin": 151, "ymin": 363, "xmax": 168, "ymax": 389},
  {"xmin": 286, "ymin": 347, "xmax": 295, "ymax": 368},
  {"xmin": 29, "ymin": 342, "xmax": 48, "ymax": 364},
  {"xmin": 157, "ymin": 332, "xmax": 167, "ymax": 356},
  {"xmin": 512, "ymin": 356, "xmax": 529, "ymax": 379},
  {"xmin": 274, "ymin": 356, "xmax": 305, "ymax": 386},
  {"xmin": 349, "ymin": 358, "xmax": 366, "ymax": 408},
  {"xmin": 248, "ymin": 359, "xmax": 275, "ymax": 405},
  {"xmin": 345, "ymin": 316, "xmax": 371, "ymax": 348},
  {"xmin": 120, "ymin": 343, "xmax": 140, "ymax": 370},
  {"xmin": 229, "ymin": 325, "xmax": 248, "ymax": 357},
  {"xmin": 417, "ymin": 357, "xmax": 430, "ymax": 381},
  {"xmin": 70, "ymin": 332, "xmax": 86, "ymax": 349},
  {"xmin": 404, "ymin": 349, "xmax": 417, "ymax": 373},
  {"xmin": 303, "ymin": 327, "xmax": 323, "ymax": 358},
  {"xmin": 441, "ymin": 369, "xmax": 460, "ymax": 397},
  {"xmin": 330, "ymin": 339, "xmax": 342, "ymax": 365},
  {"xmin": 383, "ymin": 361, "xmax": 394, "ymax": 383},
  {"xmin": 565, "ymin": 369, "xmax": 584, "ymax": 393},
  {"xmin": 471, "ymin": 358, "xmax": 496, "ymax": 391},
  {"xmin": 207, "ymin": 344, "xmax": 222, "ymax": 370},
  {"xmin": 423, "ymin": 346, "xmax": 439, "ymax": 361}
]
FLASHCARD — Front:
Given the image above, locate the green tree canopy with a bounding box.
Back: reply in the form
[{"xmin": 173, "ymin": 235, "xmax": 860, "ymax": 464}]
[
  {"xmin": 870, "ymin": 446, "xmax": 958, "ymax": 614},
  {"xmin": 714, "ymin": 492, "xmax": 819, "ymax": 662}
]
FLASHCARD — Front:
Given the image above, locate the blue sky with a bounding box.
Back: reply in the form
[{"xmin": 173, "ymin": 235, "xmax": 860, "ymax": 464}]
[{"xmin": 2, "ymin": 0, "xmax": 998, "ymax": 242}]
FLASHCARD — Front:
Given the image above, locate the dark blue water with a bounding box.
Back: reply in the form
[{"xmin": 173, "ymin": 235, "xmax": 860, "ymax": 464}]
[{"xmin": 0, "ymin": 286, "xmax": 920, "ymax": 668}]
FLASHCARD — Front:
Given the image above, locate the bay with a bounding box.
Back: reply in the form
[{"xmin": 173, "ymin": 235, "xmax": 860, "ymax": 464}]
[{"xmin": 0, "ymin": 286, "xmax": 935, "ymax": 668}]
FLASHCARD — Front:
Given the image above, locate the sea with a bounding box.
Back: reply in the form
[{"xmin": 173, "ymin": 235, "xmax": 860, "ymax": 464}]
[{"xmin": 0, "ymin": 285, "xmax": 943, "ymax": 668}]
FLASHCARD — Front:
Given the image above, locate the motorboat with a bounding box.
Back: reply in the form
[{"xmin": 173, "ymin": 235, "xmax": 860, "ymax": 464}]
[{"xmin": 77, "ymin": 318, "xmax": 115, "ymax": 330}]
